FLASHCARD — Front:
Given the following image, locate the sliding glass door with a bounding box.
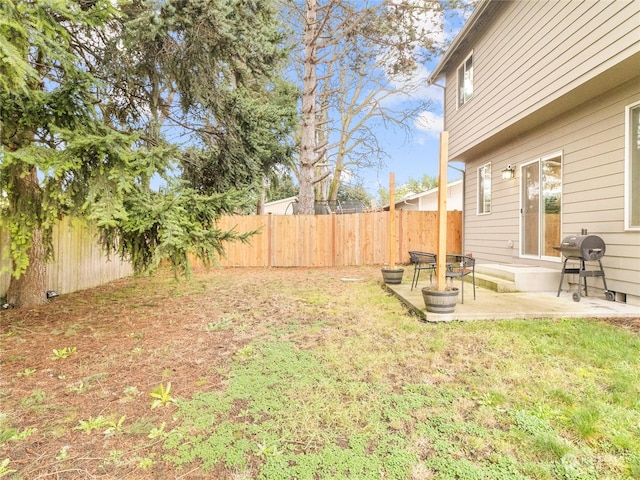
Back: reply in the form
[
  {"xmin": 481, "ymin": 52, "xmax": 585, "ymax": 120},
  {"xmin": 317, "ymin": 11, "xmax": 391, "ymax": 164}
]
[{"xmin": 521, "ymin": 154, "xmax": 562, "ymax": 259}]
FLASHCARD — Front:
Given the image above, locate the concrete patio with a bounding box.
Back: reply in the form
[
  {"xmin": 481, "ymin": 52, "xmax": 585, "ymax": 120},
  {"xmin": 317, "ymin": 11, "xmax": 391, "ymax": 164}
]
[{"xmin": 385, "ymin": 277, "xmax": 640, "ymax": 322}]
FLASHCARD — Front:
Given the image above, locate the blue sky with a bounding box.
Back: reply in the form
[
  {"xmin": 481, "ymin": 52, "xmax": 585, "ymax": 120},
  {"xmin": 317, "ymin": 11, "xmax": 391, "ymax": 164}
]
[
  {"xmin": 345, "ymin": 4, "xmax": 472, "ymax": 196},
  {"xmin": 359, "ymin": 79, "xmax": 454, "ymax": 195}
]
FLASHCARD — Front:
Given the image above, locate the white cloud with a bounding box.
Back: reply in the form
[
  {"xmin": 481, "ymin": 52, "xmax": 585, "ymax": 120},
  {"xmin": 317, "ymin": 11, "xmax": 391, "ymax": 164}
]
[
  {"xmin": 414, "ymin": 110, "xmax": 443, "ymax": 137},
  {"xmin": 388, "ymin": 0, "xmax": 447, "ymax": 49},
  {"xmin": 373, "ymin": 63, "xmax": 445, "ymax": 115},
  {"xmin": 388, "ymin": 64, "xmax": 441, "ymax": 101},
  {"xmin": 375, "ymin": 1, "xmax": 446, "ymax": 101}
]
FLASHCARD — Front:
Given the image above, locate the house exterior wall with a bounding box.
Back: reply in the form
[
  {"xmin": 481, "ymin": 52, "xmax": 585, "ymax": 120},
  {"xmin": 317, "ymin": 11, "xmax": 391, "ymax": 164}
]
[
  {"xmin": 394, "ymin": 181, "xmax": 463, "ymax": 212},
  {"xmin": 264, "ymin": 196, "xmax": 296, "ymax": 215},
  {"xmin": 433, "ymin": 0, "xmax": 640, "ymax": 304},
  {"xmin": 418, "ymin": 181, "xmax": 463, "ymax": 211},
  {"xmin": 444, "ymin": 0, "xmax": 640, "ymax": 160},
  {"xmin": 463, "ymin": 78, "xmax": 640, "ymax": 304}
]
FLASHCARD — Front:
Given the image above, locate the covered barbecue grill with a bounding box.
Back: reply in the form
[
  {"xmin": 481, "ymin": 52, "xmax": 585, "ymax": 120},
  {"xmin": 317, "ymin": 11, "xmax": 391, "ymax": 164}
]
[{"xmin": 555, "ymin": 232, "xmax": 614, "ymax": 302}]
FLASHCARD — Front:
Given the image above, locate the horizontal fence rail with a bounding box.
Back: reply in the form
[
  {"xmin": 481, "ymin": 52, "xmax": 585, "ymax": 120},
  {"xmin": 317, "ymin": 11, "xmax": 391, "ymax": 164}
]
[{"xmin": 1, "ymin": 211, "xmax": 462, "ymax": 296}]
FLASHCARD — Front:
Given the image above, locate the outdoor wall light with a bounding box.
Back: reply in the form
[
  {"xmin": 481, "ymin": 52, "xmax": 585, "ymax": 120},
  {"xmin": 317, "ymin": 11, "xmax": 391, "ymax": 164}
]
[{"xmin": 501, "ymin": 164, "xmax": 516, "ymax": 180}]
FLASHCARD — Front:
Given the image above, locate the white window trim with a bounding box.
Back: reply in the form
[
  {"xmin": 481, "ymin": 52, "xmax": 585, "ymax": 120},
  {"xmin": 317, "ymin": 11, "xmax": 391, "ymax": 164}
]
[
  {"xmin": 625, "ymin": 100, "xmax": 640, "ymax": 231},
  {"xmin": 477, "ymin": 162, "xmax": 491, "ymax": 215},
  {"xmin": 456, "ymin": 51, "xmax": 473, "ymax": 109}
]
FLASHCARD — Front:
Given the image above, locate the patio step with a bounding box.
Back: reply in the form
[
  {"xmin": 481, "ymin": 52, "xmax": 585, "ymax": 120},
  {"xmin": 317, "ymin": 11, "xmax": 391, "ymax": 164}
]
[
  {"xmin": 473, "ymin": 272, "xmax": 519, "ymax": 293},
  {"xmin": 475, "ymin": 264, "xmax": 562, "ymax": 293}
]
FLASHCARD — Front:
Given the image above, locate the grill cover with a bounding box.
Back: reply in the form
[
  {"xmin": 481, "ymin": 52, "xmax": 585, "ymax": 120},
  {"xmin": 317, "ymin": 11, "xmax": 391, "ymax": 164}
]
[{"xmin": 560, "ymin": 234, "xmax": 605, "ymax": 261}]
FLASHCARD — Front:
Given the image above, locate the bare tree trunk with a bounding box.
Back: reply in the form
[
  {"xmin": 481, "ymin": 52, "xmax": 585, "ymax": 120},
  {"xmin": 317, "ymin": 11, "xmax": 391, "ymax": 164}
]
[
  {"xmin": 287, "ymin": 1, "xmax": 442, "ymax": 209},
  {"xmin": 256, "ymin": 177, "xmax": 267, "ymax": 215},
  {"xmin": 328, "ymin": 160, "xmax": 343, "ymax": 203},
  {"xmin": 6, "ymin": 168, "xmax": 48, "ymax": 308},
  {"xmin": 297, "ymin": 0, "xmax": 319, "ymax": 215}
]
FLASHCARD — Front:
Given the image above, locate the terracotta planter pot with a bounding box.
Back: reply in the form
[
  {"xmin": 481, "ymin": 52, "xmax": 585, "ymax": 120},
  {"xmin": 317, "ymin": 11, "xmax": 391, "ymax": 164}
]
[
  {"xmin": 381, "ymin": 268, "xmax": 404, "ymax": 284},
  {"xmin": 422, "ymin": 287, "xmax": 459, "ymax": 314}
]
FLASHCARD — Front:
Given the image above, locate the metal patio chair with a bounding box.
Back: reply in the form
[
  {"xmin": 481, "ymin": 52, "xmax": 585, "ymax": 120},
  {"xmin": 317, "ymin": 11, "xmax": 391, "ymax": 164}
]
[
  {"xmin": 408, "ymin": 251, "xmax": 437, "ymax": 290},
  {"xmin": 445, "ymin": 254, "xmax": 476, "ymax": 303}
]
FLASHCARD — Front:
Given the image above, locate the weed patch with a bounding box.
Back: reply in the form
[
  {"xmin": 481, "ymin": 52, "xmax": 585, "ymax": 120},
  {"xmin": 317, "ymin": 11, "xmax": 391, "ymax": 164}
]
[{"xmin": 164, "ymin": 341, "xmax": 419, "ymax": 478}]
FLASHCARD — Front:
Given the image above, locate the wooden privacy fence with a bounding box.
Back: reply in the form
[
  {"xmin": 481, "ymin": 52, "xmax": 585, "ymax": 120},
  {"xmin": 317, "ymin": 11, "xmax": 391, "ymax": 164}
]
[
  {"xmin": 0, "ymin": 217, "xmax": 132, "ymax": 296},
  {"xmin": 218, "ymin": 210, "xmax": 462, "ymax": 267},
  {"xmin": 1, "ymin": 211, "xmax": 461, "ymax": 296}
]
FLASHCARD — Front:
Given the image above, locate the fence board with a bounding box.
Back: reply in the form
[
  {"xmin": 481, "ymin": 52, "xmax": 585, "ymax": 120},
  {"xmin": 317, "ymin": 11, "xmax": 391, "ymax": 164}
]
[
  {"xmin": 218, "ymin": 215, "xmax": 268, "ymax": 267},
  {"xmin": 0, "ymin": 229, "xmax": 10, "ymax": 295}
]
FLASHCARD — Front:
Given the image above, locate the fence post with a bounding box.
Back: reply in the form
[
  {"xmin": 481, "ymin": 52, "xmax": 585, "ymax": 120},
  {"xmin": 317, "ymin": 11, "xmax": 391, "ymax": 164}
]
[
  {"xmin": 398, "ymin": 210, "xmax": 404, "ymax": 265},
  {"xmin": 331, "ymin": 213, "xmax": 336, "ymax": 267}
]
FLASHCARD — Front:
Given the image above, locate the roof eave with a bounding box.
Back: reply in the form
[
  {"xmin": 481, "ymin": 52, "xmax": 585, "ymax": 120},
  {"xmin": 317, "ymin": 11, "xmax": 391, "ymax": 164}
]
[{"xmin": 428, "ymin": 0, "xmax": 492, "ymax": 85}]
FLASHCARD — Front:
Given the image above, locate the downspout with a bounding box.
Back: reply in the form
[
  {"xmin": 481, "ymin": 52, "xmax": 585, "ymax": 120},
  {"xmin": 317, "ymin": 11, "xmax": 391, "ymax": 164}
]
[
  {"xmin": 429, "ymin": 80, "xmax": 447, "ymax": 127},
  {"xmin": 448, "ymin": 164, "xmax": 466, "ymax": 255},
  {"xmin": 427, "ymin": 81, "xmax": 467, "ymax": 256}
]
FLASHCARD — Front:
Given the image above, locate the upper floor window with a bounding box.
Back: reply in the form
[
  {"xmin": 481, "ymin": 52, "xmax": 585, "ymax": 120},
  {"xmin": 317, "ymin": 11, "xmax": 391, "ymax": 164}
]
[
  {"xmin": 478, "ymin": 162, "xmax": 491, "ymax": 214},
  {"xmin": 457, "ymin": 52, "xmax": 473, "ymax": 108},
  {"xmin": 626, "ymin": 101, "xmax": 640, "ymax": 230}
]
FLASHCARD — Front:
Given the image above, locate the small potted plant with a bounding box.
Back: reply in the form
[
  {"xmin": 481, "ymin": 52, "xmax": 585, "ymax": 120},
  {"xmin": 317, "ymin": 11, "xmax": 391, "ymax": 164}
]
[{"xmin": 381, "ymin": 263, "xmax": 405, "ymax": 284}]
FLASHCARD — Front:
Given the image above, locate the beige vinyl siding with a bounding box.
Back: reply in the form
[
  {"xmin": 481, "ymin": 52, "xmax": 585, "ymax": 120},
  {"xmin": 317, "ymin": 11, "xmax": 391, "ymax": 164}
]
[
  {"xmin": 463, "ymin": 79, "xmax": 640, "ymax": 301},
  {"xmin": 445, "ymin": 0, "xmax": 640, "ymax": 160}
]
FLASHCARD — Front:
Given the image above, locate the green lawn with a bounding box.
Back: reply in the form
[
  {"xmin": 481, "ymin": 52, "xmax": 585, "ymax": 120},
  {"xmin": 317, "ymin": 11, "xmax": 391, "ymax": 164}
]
[{"xmin": 1, "ymin": 267, "xmax": 639, "ymax": 479}]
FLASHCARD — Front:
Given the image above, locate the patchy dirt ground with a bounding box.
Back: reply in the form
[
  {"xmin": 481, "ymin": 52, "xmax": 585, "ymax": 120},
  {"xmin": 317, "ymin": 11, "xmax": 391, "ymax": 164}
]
[
  {"xmin": 594, "ymin": 316, "xmax": 640, "ymax": 333},
  {"xmin": 0, "ymin": 266, "xmax": 389, "ymax": 479},
  {"xmin": 1, "ymin": 266, "xmax": 637, "ymax": 479}
]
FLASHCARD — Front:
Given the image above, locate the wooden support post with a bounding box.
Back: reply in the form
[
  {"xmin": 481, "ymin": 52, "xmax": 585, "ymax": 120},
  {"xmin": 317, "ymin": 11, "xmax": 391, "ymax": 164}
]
[
  {"xmin": 268, "ymin": 213, "xmax": 273, "ymax": 267},
  {"xmin": 389, "ymin": 172, "xmax": 396, "ymax": 269},
  {"xmin": 436, "ymin": 132, "xmax": 448, "ymax": 290}
]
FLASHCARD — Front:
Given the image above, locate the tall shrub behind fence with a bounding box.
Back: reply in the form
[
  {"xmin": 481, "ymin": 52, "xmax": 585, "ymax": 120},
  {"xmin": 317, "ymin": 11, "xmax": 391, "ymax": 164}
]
[{"xmin": 0, "ymin": 217, "xmax": 132, "ymax": 297}]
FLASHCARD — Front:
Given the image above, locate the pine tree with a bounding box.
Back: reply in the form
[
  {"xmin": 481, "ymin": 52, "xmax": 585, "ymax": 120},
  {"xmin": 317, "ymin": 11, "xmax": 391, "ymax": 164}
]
[{"xmin": 0, "ymin": 0, "xmax": 294, "ymax": 307}]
